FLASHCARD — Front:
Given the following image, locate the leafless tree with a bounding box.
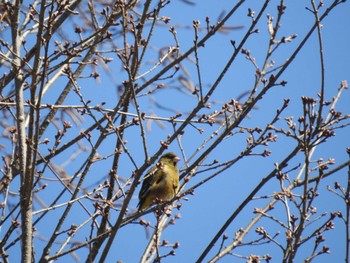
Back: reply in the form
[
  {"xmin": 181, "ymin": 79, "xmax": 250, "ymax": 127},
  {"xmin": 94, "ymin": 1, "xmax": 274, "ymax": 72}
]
[{"xmin": 0, "ymin": 0, "xmax": 349, "ymax": 262}]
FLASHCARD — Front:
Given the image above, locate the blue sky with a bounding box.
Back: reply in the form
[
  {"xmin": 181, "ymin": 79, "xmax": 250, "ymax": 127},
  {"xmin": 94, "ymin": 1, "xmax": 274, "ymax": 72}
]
[
  {"xmin": 104, "ymin": 1, "xmax": 350, "ymax": 262},
  {"xmin": 1, "ymin": 0, "xmax": 350, "ymax": 262}
]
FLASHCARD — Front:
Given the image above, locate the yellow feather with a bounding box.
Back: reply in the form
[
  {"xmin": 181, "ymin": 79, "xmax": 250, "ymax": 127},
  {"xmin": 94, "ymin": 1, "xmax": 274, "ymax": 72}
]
[{"xmin": 138, "ymin": 152, "xmax": 180, "ymax": 210}]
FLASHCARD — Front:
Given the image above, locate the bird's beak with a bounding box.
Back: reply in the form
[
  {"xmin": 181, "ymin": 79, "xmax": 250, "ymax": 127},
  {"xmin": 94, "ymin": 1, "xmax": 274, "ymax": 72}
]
[{"xmin": 173, "ymin": 156, "xmax": 180, "ymax": 163}]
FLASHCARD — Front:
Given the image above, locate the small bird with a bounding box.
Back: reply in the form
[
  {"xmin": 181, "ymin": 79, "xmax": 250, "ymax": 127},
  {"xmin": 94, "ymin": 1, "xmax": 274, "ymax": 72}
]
[{"xmin": 137, "ymin": 152, "xmax": 180, "ymax": 210}]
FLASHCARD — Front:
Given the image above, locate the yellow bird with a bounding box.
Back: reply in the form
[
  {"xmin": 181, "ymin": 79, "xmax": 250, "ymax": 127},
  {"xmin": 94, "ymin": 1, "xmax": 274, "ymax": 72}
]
[{"xmin": 137, "ymin": 152, "xmax": 180, "ymax": 210}]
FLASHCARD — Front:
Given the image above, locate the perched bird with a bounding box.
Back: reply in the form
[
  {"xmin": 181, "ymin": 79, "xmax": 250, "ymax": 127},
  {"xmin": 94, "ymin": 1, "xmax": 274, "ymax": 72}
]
[{"xmin": 137, "ymin": 152, "xmax": 180, "ymax": 210}]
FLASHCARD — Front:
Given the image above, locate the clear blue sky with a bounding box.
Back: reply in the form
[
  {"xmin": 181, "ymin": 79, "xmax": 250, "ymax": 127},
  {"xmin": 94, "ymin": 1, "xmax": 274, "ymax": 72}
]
[
  {"xmin": 105, "ymin": 1, "xmax": 350, "ymax": 262},
  {"xmin": 2, "ymin": 1, "xmax": 350, "ymax": 262}
]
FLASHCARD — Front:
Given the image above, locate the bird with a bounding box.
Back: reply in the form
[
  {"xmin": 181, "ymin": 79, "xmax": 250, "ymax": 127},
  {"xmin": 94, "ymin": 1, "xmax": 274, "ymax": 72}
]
[{"xmin": 137, "ymin": 152, "xmax": 180, "ymax": 211}]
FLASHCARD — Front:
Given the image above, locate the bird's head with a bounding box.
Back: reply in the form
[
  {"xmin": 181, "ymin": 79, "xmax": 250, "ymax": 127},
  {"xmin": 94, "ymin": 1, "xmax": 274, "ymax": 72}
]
[{"xmin": 160, "ymin": 152, "xmax": 180, "ymax": 166}]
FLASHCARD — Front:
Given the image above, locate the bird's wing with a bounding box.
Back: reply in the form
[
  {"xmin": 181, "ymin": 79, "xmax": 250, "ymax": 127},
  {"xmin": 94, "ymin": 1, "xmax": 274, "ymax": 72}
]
[{"xmin": 138, "ymin": 165, "xmax": 160, "ymax": 200}]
